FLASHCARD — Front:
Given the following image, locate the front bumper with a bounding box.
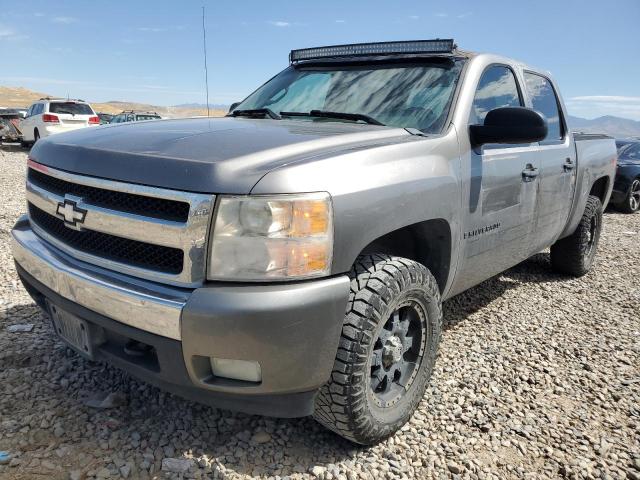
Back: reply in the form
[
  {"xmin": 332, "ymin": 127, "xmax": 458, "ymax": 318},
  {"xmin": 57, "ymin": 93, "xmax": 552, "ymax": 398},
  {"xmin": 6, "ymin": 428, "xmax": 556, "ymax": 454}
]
[{"xmin": 11, "ymin": 216, "xmax": 350, "ymax": 417}]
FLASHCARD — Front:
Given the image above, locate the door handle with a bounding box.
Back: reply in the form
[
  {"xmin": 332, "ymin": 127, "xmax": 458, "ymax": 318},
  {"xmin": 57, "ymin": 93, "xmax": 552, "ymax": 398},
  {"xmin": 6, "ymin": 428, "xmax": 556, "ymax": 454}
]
[
  {"xmin": 522, "ymin": 164, "xmax": 539, "ymax": 182},
  {"xmin": 563, "ymin": 158, "xmax": 575, "ymax": 172}
]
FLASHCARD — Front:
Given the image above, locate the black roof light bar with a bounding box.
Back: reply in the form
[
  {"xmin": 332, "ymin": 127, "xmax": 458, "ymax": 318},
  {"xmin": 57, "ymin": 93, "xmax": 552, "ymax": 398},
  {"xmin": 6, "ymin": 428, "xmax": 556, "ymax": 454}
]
[{"xmin": 289, "ymin": 39, "xmax": 455, "ymax": 63}]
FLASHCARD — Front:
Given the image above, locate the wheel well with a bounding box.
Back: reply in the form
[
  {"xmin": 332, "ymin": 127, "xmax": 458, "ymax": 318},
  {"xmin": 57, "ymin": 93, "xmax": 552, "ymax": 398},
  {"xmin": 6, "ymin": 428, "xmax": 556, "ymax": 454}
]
[
  {"xmin": 359, "ymin": 219, "xmax": 451, "ymax": 294},
  {"xmin": 589, "ymin": 176, "xmax": 609, "ymax": 203}
]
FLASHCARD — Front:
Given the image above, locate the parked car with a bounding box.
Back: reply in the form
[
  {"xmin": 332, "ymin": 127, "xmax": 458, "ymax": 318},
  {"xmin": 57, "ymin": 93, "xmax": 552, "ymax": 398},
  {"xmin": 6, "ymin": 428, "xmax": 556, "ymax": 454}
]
[
  {"xmin": 0, "ymin": 108, "xmax": 25, "ymax": 142},
  {"xmin": 110, "ymin": 110, "xmax": 162, "ymax": 123},
  {"xmin": 11, "ymin": 40, "xmax": 617, "ymax": 444},
  {"xmin": 20, "ymin": 98, "xmax": 99, "ymax": 146},
  {"xmin": 615, "ymin": 138, "xmax": 639, "ymax": 150},
  {"xmin": 610, "ymin": 141, "xmax": 640, "ymax": 213},
  {"xmin": 97, "ymin": 113, "xmax": 113, "ymax": 125}
]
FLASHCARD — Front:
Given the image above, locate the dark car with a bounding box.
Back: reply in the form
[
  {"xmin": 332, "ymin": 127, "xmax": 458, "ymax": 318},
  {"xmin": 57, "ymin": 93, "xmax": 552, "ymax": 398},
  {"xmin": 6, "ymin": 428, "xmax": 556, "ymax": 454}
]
[
  {"xmin": 615, "ymin": 138, "xmax": 637, "ymax": 150},
  {"xmin": 610, "ymin": 141, "xmax": 640, "ymax": 213},
  {"xmin": 110, "ymin": 110, "xmax": 162, "ymax": 124},
  {"xmin": 97, "ymin": 113, "xmax": 113, "ymax": 125}
]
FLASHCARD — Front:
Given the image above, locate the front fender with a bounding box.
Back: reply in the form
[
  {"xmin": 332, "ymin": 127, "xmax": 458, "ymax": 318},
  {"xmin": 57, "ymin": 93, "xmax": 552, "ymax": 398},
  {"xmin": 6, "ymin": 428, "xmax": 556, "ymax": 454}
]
[{"xmin": 252, "ymin": 129, "xmax": 463, "ymax": 279}]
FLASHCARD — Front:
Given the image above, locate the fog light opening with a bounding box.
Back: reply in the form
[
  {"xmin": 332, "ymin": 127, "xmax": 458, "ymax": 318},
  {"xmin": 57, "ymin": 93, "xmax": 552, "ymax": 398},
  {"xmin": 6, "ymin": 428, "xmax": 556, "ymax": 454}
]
[{"xmin": 210, "ymin": 357, "xmax": 262, "ymax": 383}]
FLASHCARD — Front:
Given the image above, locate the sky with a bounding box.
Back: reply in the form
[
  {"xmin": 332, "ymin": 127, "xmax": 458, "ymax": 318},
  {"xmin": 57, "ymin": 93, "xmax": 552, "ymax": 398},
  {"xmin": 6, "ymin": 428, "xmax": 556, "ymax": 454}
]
[{"xmin": 0, "ymin": 0, "xmax": 639, "ymax": 120}]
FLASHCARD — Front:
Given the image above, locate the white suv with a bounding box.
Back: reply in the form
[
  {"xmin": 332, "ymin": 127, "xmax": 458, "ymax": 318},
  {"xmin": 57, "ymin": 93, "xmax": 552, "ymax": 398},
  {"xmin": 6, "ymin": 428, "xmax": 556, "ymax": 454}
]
[{"xmin": 20, "ymin": 98, "xmax": 100, "ymax": 146}]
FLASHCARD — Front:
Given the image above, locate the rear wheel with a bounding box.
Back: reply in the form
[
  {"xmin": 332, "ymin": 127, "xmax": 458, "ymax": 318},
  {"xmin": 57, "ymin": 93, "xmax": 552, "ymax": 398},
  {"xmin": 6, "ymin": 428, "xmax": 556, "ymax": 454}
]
[
  {"xmin": 33, "ymin": 129, "xmax": 40, "ymax": 143},
  {"xmin": 313, "ymin": 254, "xmax": 442, "ymax": 445},
  {"xmin": 550, "ymin": 195, "xmax": 603, "ymax": 276},
  {"xmin": 619, "ymin": 178, "xmax": 640, "ymax": 213}
]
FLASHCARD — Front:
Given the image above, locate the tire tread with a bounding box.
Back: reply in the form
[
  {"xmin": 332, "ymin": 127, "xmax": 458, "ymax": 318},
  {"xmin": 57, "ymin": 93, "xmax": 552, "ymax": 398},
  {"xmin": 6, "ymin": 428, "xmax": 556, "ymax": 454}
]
[{"xmin": 313, "ymin": 254, "xmax": 442, "ymax": 444}]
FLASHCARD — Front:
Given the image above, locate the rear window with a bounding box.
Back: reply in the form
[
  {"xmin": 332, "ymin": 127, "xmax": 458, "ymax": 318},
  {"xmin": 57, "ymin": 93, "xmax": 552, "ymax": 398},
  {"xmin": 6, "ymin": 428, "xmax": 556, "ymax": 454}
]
[{"xmin": 49, "ymin": 102, "xmax": 94, "ymax": 115}]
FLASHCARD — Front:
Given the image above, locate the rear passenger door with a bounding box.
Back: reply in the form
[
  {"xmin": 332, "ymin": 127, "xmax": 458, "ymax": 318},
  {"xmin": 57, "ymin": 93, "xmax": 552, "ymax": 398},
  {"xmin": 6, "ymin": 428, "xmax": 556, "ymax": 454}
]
[
  {"xmin": 524, "ymin": 72, "xmax": 576, "ymax": 250},
  {"xmin": 454, "ymin": 65, "xmax": 543, "ymax": 293}
]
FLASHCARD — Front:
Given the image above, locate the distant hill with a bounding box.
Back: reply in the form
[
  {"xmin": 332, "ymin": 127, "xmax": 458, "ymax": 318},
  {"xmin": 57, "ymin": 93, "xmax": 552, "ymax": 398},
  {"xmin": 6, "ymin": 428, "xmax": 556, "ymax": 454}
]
[
  {"xmin": 568, "ymin": 115, "xmax": 640, "ymax": 138},
  {"xmin": 0, "ymin": 86, "xmax": 226, "ymax": 118}
]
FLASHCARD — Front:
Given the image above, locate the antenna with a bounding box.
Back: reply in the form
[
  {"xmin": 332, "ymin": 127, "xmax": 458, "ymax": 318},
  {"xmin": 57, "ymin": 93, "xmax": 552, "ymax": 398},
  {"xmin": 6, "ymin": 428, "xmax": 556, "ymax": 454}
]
[{"xmin": 201, "ymin": 5, "xmax": 210, "ymax": 117}]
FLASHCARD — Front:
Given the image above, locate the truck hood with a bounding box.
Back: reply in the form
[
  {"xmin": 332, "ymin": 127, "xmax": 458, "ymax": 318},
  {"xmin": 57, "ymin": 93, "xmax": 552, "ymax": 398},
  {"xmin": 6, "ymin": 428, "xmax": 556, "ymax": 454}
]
[{"xmin": 30, "ymin": 117, "xmax": 411, "ymax": 193}]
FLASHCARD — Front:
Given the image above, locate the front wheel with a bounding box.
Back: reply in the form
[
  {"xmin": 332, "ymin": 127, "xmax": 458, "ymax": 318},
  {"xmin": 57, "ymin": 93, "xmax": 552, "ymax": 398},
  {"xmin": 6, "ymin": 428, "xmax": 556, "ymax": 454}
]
[
  {"xmin": 550, "ymin": 195, "xmax": 603, "ymax": 276},
  {"xmin": 619, "ymin": 179, "xmax": 640, "ymax": 213},
  {"xmin": 313, "ymin": 254, "xmax": 442, "ymax": 445}
]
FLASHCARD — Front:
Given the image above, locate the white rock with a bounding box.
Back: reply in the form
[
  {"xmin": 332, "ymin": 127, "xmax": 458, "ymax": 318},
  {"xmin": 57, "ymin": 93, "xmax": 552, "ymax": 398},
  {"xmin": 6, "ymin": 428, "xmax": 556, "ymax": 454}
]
[{"xmin": 161, "ymin": 457, "xmax": 195, "ymax": 474}]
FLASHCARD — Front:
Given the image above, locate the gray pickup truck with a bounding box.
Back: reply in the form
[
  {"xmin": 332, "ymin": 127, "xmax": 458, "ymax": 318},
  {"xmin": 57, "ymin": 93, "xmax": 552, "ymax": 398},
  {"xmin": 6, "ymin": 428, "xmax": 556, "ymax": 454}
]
[{"xmin": 11, "ymin": 40, "xmax": 617, "ymax": 444}]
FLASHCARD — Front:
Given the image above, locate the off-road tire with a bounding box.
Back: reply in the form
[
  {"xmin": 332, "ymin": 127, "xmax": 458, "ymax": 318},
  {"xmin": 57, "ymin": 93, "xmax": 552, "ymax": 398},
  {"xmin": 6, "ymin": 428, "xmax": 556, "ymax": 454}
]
[
  {"xmin": 313, "ymin": 254, "xmax": 442, "ymax": 445},
  {"xmin": 550, "ymin": 195, "xmax": 603, "ymax": 276},
  {"xmin": 618, "ymin": 178, "xmax": 640, "ymax": 214}
]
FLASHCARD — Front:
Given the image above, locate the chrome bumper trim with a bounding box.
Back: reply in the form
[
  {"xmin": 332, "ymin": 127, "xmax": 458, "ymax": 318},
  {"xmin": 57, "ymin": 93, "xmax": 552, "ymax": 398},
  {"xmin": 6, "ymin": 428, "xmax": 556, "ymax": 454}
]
[{"xmin": 12, "ymin": 220, "xmax": 187, "ymax": 340}]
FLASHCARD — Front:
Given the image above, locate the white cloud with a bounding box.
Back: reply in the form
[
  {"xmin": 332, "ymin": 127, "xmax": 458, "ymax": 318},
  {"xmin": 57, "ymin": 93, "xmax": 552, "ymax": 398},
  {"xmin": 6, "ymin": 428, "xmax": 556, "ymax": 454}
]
[
  {"xmin": 0, "ymin": 25, "xmax": 29, "ymax": 41},
  {"xmin": 434, "ymin": 13, "xmax": 448, "ymax": 17},
  {"xmin": 268, "ymin": 21, "xmax": 291, "ymax": 27},
  {"xmin": 566, "ymin": 96, "xmax": 640, "ymax": 121},
  {"xmin": 408, "ymin": 15, "xmax": 419, "ymax": 20},
  {"xmin": 0, "ymin": 26, "xmax": 15, "ymax": 37},
  {"xmin": 34, "ymin": 12, "xmax": 45, "ymax": 17},
  {"xmin": 457, "ymin": 12, "xmax": 472, "ymax": 18},
  {"xmin": 137, "ymin": 25, "xmax": 185, "ymax": 33},
  {"xmin": 52, "ymin": 16, "xmax": 77, "ymax": 24},
  {"xmin": 335, "ymin": 19, "xmax": 346, "ymax": 23},
  {"xmin": 569, "ymin": 96, "xmax": 640, "ymax": 104}
]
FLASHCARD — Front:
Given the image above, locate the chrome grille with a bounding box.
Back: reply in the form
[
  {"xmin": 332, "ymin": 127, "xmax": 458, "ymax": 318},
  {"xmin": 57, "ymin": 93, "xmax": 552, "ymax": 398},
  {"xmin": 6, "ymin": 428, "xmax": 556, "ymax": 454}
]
[
  {"xmin": 26, "ymin": 160, "xmax": 215, "ymax": 287},
  {"xmin": 29, "ymin": 204, "xmax": 184, "ymax": 274}
]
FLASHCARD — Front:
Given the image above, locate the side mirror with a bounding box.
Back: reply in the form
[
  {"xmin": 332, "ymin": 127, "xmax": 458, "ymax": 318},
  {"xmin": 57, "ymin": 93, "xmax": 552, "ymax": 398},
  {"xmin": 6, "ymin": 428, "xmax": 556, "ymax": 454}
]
[
  {"xmin": 228, "ymin": 102, "xmax": 240, "ymax": 113},
  {"xmin": 470, "ymin": 107, "xmax": 547, "ymax": 147}
]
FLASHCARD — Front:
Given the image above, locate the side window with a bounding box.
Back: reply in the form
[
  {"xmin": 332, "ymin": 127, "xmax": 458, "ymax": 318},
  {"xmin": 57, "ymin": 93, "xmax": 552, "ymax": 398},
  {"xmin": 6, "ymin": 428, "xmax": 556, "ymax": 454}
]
[
  {"xmin": 524, "ymin": 72, "xmax": 563, "ymax": 142},
  {"xmin": 26, "ymin": 105, "xmax": 35, "ymax": 117},
  {"xmin": 34, "ymin": 104, "xmax": 43, "ymax": 115},
  {"xmin": 471, "ymin": 66, "xmax": 522, "ymax": 125}
]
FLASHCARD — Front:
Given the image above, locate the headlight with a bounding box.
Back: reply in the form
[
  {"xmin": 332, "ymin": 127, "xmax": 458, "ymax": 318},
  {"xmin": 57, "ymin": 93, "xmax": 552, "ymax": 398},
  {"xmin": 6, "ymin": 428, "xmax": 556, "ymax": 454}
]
[{"xmin": 208, "ymin": 193, "xmax": 333, "ymax": 281}]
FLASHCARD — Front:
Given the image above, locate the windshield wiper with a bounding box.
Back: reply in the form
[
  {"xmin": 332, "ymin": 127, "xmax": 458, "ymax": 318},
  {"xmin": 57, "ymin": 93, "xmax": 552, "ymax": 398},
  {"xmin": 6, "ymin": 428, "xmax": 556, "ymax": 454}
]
[
  {"xmin": 230, "ymin": 108, "xmax": 281, "ymax": 120},
  {"xmin": 281, "ymin": 110, "xmax": 385, "ymax": 126}
]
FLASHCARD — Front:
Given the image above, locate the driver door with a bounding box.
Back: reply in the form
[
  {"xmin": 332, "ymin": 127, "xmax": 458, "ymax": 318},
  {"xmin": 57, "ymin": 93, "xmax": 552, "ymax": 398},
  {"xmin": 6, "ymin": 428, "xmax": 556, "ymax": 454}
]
[{"xmin": 453, "ymin": 65, "xmax": 542, "ymax": 294}]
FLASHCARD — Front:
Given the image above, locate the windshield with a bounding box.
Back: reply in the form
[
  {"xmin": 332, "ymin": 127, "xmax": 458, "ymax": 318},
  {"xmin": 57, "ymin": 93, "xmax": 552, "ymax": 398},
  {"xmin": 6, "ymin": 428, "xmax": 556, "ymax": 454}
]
[
  {"xmin": 236, "ymin": 60, "xmax": 464, "ymax": 133},
  {"xmin": 136, "ymin": 115, "xmax": 161, "ymax": 121},
  {"xmin": 49, "ymin": 102, "xmax": 94, "ymax": 115}
]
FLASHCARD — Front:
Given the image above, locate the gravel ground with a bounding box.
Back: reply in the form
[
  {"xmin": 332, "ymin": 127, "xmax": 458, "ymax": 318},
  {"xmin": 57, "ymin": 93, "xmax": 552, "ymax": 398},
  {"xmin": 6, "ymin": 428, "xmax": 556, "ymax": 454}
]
[{"xmin": 0, "ymin": 147, "xmax": 638, "ymax": 480}]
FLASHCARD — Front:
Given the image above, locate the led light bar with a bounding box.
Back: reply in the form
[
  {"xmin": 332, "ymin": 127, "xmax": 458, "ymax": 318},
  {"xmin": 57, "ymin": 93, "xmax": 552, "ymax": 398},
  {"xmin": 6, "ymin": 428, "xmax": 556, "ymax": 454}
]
[{"xmin": 290, "ymin": 39, "xmax": 455, "ymax": 63}]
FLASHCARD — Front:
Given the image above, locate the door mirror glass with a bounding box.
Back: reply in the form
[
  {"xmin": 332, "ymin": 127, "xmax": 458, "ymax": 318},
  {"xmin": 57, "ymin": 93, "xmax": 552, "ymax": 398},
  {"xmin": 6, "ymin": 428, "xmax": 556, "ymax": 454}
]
[{"xmin": 469, "ymin": 106, "xmax": 547, "ymax": 147}]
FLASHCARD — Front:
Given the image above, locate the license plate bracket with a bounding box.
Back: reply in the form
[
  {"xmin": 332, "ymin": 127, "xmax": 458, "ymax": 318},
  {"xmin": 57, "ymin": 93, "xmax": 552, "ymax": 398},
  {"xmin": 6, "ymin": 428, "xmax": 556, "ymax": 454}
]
[{"xmin": 46, "ymin": 301, "xmax": 105, "ymax": 360}]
